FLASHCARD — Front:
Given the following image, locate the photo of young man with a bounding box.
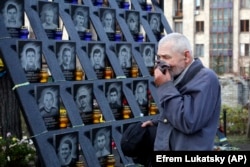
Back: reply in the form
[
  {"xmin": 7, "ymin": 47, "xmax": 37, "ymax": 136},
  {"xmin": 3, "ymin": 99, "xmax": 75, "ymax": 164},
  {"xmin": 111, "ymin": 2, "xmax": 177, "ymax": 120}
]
[{"xmin": 2, "ymin": 0, "xmax": 24, "ymax": 28}]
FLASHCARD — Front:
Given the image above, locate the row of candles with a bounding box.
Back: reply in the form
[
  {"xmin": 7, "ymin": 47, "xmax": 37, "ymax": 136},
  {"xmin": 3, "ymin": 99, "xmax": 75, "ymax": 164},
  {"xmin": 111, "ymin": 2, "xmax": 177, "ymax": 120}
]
[{"xmin": 59, "ymin": 95, "xmax": 158, "ymax": 129}]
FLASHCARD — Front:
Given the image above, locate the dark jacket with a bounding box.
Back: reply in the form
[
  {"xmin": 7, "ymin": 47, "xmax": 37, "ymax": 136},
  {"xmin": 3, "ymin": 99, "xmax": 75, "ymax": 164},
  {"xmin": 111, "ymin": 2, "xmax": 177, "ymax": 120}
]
[{"xmin": 154, "ymin": 58, "xmax": 221, "ymax": 151}]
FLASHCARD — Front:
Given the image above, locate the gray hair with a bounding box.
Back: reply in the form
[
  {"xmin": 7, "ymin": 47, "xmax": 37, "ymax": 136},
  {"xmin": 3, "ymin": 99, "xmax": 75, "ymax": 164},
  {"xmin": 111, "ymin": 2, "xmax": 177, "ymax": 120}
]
[{"xmin": 159, "ymin": 33, "xmax": 192, "ymax": 57}]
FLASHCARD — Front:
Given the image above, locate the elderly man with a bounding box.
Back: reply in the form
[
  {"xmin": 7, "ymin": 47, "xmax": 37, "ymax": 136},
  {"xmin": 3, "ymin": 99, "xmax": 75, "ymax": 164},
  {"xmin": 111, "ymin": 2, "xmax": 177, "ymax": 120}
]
[{"xmin": 142, "ymin": 33, "xmax": 221, "ymax": 151}]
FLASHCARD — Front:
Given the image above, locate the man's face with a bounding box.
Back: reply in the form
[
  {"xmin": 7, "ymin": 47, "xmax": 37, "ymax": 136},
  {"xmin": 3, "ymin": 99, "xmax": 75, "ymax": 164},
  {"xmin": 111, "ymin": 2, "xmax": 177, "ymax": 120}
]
[
  {"xmin": 78, "ymin": 89, "xmax": 89, "ymax": 109},
  {"xmin": 157, "ymin": 42, "xmax": 186, "ymax": 77},
  {"xmin": 137, "ymin": 86, "xmax": 144, "ymax": 101},
  {"xmin": 44, "ymin": 93, "xmax": 53, "ymax": 112},
  {"xmin": 104, "ymin": 13, "xmax": 112, "ymax": 27},
  {"xmin": 110, "ymin": 91, "xmax": 118, "ymax": 104},
  {"xmin": 144, "ymin": 50, "xmax": 153, "ymax": 64},
  {"xmin": 62, "ymin": 50, "xmax": 72, "ymax": 65},
  {"xmin": 129, "ymin": 19, "xmax": 136, "ymax": 31},
  {"xmin": 151, "ymin": 19, "xmax": 158, "ymax": 30},
  {"xmin": 7, "ymin": 8, "xmax": 17, "ymax": 25},
  {"xmin": 45, "ymin": 10, "xmax": 54, "ymax": 24},
  {"xmin": 76, "ymin": 14, "xmax": 84, "ymax": 26},
  {"xmin": 120, "ymin": 50, "xmax": 129, "ymax": 67},
  {"xmin": 97, "ymin": 135, "xmax": 106, "ymax": 150},
  {"xmin": 60, "ymin": 143, "xmax": 71, "ymax": 159},
  {"xmin": 26, "ymin": 51, "xmax": 35, "ymax": 66},
  {"xmin": 93, "ymin": 52, "xmax": 102, "ymax": 66}
]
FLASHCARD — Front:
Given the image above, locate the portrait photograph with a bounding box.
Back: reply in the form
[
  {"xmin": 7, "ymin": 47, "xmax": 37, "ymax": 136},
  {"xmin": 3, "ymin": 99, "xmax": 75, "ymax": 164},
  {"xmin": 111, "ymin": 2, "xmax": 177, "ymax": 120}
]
[
  {"xmin": 116, "ymin": 43, "xmax": 132, "ymax": 69},
  {"xmin": 70, "ymin": 5, "xmax": 89, "ymax": 32},
  {"xmin": 18, "ymin": 40, "xmax": 42, "ymax": 83},
  {"xmin": 54, "ymin": 131, "xmax": 78, "ymax": 167},
  {"xmin": 88, "ymin": 43, "xmax": 106, "ymax": 79},
  {"xmin": 105, "ymin": 81, "xmax": 122, "ymax": 109},
  {"xmin": 133, "ymin": 79, "xmax": 148, "ymax": 116},
  {"xmin": 1, "ymin": 0, "xmax": 24, "ymax": 29},
  {"xmin": 38, "ymin": 1, "xmax": 59, "ymax": 30},
  {"xmin": 92, "ymin": 126, "xmax": 112, "ymax": 159},
  {"xmin": 38, "ymin": 1, "xmax": 59, "ymax": 39},
  {"xmin": 140, "ymin": 43, "xmax": 155, "ymax": 68},
  {"xmin": 148, "ymin": 12, "xmax": 162, "ymax": 35},
  {"xmin": 1, "ymin": 0, "xmax": 24, "ymax": 38},
  {"xmin": 56, "ymin": 41, "xmax": 76, "ymax": 81},
  {"xmin": 99, "ymin": 8, "xmax": 116, "ymax": 40},
  {"xmin": 72, "ymin": 83, "xmax": 93, "ymax": 125},
  {"xmin": 105, "ymin": 81, "xmax": 123, "ymax": 120},
  {"xmin": 125, "ymin": 10, "xmax": 140, "ymax": 35},
  {"xmin": 35, "ymin": 85, "xmax": 60, "ymax": 130}
]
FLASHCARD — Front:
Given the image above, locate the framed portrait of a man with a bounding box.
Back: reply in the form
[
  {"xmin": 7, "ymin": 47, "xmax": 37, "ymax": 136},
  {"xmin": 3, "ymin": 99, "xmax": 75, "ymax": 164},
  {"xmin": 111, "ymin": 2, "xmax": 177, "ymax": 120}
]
[
  {"xmin": 91, "ymin": 126, "xmax": 112, "ymax": 160},
  {"xmin": 105, "ymin": 81, "xmax": 123, "ymax": 120},
  {"xmin": 72, "ymin": 83, "xmax": 93, "ymax": 125},
  {"xmin": 35, "ymin": 84, "xmax": 60, "ymax": 130},
  {"xmin": 38, "ymin": 1, "xmax": 59, "ymax": 39},
  {"xmin": 1, "ymin": 0, "xmax": 24, "ymax": 37},
  {"xmin": 17, "ymin": 40, "xmax": 42, "ymax": 83},
  {"xmin": 116, "ymin": 43, "xmax": 132, "ymax": 77},
  {"xmin": 55, "ymin": 41, "xmax": 76, "ymax": 81},
  {"xmin": 88, "ymin": 43, "xmax": 106, "ymax": 79},
  {"xmin": 133, "ymin": 79, "xmax": 148, "ymax": 116},
  {"xmin": 148, "ymin": 12, "xmax": 162, "ymax": 38},
  {"xmin": 99, "ymin": 8, "xmax": 116, "ymax": 41},
  {"xmin": 140, "ymin": 43, "xmax": 155, "ymax": 75},
  {"xmin": 70, "ymin": 4, "xmax": 89, "ymax": 39},
  {"xmin": 125, "ymin": 10, "xmax": 140, "ymax": 37},
  {"xmin": 54, "ymin": 131, "xmax": 78, "ymax": 167}
]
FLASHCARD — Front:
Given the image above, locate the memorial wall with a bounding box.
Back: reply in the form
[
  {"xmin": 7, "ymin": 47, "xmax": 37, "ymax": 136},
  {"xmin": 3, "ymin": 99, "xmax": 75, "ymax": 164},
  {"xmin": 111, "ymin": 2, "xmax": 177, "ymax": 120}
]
[{"xmin": 0, "ymin": 0, "xmax": 172, "ymax": 166}]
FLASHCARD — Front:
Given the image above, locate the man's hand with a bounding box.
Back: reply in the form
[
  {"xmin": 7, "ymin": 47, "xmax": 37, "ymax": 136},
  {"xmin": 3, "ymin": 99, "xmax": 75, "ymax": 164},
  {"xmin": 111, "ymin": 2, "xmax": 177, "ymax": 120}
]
[
  {"xmin": 154, "ymin": 68, "xmax": 172, "ymax": 86},
  {"xmin": 141, "ymin": 120, "xmax": 154, "ymax": 127}
]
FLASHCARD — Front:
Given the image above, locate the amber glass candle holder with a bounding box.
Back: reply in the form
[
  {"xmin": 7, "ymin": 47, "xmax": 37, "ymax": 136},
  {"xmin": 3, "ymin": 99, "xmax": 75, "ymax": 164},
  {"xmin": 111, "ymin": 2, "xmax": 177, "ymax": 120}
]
[
  {"xmin": 131, "ymin": 65, "xmax": 138, "ymax": 78},
  {"xmin": 75, "ymin": 68, "xmax": 84, "ymax": 81},
  {"xmin": 40, "ymin": 69, "xmax": 49, "ymax": 83},
  {"xmin": 59, "ymin": 116, "xmax": 69, "ymax": 129},
  {"xmin": 105, "ymin": 66, "xmax": 113, "ymax": 79},
  {"xmin": 59, "ymin": 108, "xmax": 69, "ymax": 128},
  {"xmin": 106, "ymin": 154, "xmax": 115, "ymax": 167},
  {"xmin": 93, "ymin": 109, "xmax": 102, "ymax": 124},
  {"xmin": 75, "ymin": 161, "xmax": 84, "ymax": 167},
  {"xmin": 149, "ymin": 102, "xmax": 158, "ymax": 115},
  {"xmin": 123, "ymin": 105, "xmax": 131, "ymax": 119}
]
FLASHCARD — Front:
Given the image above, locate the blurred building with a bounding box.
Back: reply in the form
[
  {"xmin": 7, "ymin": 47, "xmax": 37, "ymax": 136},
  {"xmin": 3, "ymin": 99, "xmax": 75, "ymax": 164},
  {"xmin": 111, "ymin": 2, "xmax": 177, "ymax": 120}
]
[{"xmin": 162, "ymin": 0, "xmax": 250, "ymax": 78}]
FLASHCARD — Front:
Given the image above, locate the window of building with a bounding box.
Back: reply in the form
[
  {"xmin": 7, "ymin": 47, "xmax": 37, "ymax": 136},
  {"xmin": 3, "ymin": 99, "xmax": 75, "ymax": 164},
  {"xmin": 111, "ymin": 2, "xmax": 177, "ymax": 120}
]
[
  {"xmin": 196, "ymin": 21, "xmax": 204, "ymax": 32},
  {"xmin": 211, "ymin": 9, "xmax": 217, "ymax": 20},
  {"xmin": 195, "ymin": 44, "xmax": 204, "ymax": 57},
  {"xmin": 240, "ymin": 20, "xmax": 249, "ymax": 32},
  {"xmin": 174, "ymin": 22, "xmax": 183, "ymax": 33},
  {"xmin": 218, "ymin": 9, "xmax": 223, "ymax": 19},
  {"xmin": 195, "ymin": 0, "xmax": 204, "ymax": 10},
  {"xmin": 240, "ymin": 44, "xmax": 250, "ymax": 56},
  {"xmin": 240, "ymin": 0, "xmax": 250, "ymax": 8},
  {"xmin": 174, "ymin": 0, "xmax": 183, "ymax": 16},
  {"xmin": 210, "ymin": 55, "xmax": 232, "ymax": 74}
]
